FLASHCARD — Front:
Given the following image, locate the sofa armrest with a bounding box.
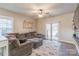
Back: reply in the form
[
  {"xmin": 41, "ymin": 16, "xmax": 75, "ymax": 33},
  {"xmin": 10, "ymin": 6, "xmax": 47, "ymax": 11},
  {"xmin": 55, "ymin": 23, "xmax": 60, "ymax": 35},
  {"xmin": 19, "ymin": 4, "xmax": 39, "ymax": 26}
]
[
  {"xmin": 9, "ymin": 39, "xmax": 20, "ymax": 50},
  {"xmin": 9, "ymin": 40, "xmax": 33, "ymax": 56}
]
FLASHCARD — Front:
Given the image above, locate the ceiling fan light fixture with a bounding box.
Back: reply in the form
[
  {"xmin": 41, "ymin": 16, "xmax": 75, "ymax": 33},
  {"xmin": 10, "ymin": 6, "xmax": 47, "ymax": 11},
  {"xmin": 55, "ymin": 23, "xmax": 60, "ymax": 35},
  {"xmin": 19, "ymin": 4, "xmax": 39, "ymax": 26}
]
[
  {"xmin": 38, "ymin": 14, "xmax": 43, "ymax": 18},
  {"xmin": 38, "ymin": 9, "xmax": 44, "ymax": 18}
]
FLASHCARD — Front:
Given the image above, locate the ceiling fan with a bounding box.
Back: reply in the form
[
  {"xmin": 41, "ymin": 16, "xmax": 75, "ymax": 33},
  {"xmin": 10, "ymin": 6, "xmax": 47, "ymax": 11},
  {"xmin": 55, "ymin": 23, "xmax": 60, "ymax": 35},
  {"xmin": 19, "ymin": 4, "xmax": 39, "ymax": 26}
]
[{"xmin": 36, "ymin": 9, "xmax": 51, "ymax": 18}]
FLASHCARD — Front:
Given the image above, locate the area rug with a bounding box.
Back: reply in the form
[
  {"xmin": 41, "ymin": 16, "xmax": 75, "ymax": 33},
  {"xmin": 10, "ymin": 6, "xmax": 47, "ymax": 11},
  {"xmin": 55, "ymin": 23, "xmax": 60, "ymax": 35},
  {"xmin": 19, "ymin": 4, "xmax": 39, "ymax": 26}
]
[
  {"xmin": 30, "ymin": 40, "xmax": 78, "ymax": 56},
  {"xmin": 31, "ymin": 40, "xmax": 58, "ymax": 56}
]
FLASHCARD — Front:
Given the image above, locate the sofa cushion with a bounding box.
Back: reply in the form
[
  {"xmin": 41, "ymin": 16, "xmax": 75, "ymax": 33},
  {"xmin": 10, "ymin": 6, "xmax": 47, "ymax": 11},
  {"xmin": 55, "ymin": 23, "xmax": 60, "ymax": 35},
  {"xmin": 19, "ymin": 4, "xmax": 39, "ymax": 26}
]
[
  {"xmin": 28, "ymin": 38, "xmax": 42, "ymax": 43},
  {"xmin": 16, "ymin": 34, "xmax": 27, "ymax": 43},
  {"xmin": 16, "ymin": 34, "xmax": 24, "ymax": 39},
  {"xmin": 26, "ymin": 33, "xmax": 34, "ymax": 39}
]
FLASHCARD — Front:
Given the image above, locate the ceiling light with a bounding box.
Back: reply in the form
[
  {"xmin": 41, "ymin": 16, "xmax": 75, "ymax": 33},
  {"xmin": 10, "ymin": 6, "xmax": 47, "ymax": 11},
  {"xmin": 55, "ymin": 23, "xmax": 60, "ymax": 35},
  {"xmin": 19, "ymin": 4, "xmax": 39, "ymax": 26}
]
[
  {"xmin": 38, "ymin": 14, "xmax": 43, "ymax": 18},
  {"xmin": 36, "ymin": 9, "xmax": 49, "ymax": 18},
  {"xmin": 38, "ymin": 9, "xmax": 43, "ymax": 18}
]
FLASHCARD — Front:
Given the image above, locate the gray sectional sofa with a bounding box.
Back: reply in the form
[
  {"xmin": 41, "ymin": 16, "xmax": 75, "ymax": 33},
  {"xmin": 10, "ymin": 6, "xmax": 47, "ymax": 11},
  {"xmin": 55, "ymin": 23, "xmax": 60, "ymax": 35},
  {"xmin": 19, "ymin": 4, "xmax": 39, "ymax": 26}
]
[{"xmin": 6, "ymin": 32, "xmax": 45, "ymax": 56}]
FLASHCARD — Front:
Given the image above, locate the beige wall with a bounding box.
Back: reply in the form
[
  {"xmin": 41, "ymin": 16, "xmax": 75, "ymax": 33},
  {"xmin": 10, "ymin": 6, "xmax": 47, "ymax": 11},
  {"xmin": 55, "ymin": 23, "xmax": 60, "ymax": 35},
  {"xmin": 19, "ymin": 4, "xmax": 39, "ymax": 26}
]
[
  {"xmin": 36, "ymin": 13, "xmax": 77, "ymax": 44},
  {"xmin": 0, "ymin": 8, "xmax": 77, "ymax": 44},
  {"xmin": 0, "ymin": 8, "xmax": 36, "ymax": 33}
]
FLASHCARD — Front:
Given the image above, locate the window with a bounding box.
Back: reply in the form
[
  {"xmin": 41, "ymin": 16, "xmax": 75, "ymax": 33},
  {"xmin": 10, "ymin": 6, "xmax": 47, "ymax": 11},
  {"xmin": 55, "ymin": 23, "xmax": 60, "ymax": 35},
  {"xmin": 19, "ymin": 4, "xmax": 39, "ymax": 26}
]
[{"xmin": 0, "ymin": 17, "xmax": 13, "ymax": 36}]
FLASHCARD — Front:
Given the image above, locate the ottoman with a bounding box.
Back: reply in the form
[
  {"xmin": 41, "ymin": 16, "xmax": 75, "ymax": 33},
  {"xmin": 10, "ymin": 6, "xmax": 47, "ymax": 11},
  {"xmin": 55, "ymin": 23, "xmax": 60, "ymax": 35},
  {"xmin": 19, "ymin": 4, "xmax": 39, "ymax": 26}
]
[{"xmin": 28, "ymin": 38, "xmax": 43, "ymax": 49}]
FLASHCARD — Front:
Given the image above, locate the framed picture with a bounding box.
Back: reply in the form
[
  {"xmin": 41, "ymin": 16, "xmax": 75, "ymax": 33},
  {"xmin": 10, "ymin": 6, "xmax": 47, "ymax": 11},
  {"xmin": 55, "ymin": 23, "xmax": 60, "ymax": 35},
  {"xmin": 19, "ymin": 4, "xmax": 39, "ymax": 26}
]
[{"xmin": 23, "ymin": 20, "xmax": 33, "ymax": 29}]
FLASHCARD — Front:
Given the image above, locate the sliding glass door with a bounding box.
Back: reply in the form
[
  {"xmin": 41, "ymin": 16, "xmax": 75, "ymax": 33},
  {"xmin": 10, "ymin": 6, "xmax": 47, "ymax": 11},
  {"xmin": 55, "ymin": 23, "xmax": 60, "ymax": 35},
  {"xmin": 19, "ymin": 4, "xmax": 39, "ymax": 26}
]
[
  {"xmin": 46, "ymin": 23, "xmax": 59, "ymax": 41},
  {"xmin": 46, "ymin": 24, "xmax": 51, "ymax": 40}
]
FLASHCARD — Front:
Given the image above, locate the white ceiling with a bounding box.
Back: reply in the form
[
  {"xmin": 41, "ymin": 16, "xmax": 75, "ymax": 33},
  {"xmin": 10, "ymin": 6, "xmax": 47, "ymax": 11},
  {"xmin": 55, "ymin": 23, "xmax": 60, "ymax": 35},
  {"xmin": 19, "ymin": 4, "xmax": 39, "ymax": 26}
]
[{"xmin": 0, "ymin": 3, "xmax": 78, "ymax": 19}]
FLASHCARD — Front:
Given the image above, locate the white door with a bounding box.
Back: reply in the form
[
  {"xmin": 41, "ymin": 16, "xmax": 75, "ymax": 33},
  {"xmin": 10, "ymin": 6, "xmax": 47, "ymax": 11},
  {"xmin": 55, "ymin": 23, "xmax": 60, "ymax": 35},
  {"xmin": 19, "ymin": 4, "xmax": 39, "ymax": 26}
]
[
  {"xmin": 52, "ymin": 23, "xmax": 59, "ymax": 40},
  {"xmin": 46, "ymin": 23, "xmax": 59, "ymax": 41},
  {"xmin": 46, "ymin": 24, "xmax": 51, "ymax": 40}
]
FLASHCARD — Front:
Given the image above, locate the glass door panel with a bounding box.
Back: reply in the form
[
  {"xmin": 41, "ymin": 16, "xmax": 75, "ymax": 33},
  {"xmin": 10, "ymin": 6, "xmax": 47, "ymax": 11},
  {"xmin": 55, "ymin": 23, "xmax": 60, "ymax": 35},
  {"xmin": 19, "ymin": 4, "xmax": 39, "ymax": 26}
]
[
  {"xmin": 46, "ymin": 24, "xmax": 51, "ymax": 40},
  {"xmin": 52, "ymin": 23, "xmax": 59, "ymax": 40},
  {"xmin": 46, "ymin": 23, "xmax": 59, "ymax": 41}
]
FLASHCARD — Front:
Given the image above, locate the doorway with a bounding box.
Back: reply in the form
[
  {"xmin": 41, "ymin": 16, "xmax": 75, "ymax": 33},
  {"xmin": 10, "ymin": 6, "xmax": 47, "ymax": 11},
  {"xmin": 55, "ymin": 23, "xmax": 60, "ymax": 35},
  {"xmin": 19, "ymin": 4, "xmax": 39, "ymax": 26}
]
[{"xmin": 46, "ymin": 23, "xmax": 59, "ymax": 41}]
